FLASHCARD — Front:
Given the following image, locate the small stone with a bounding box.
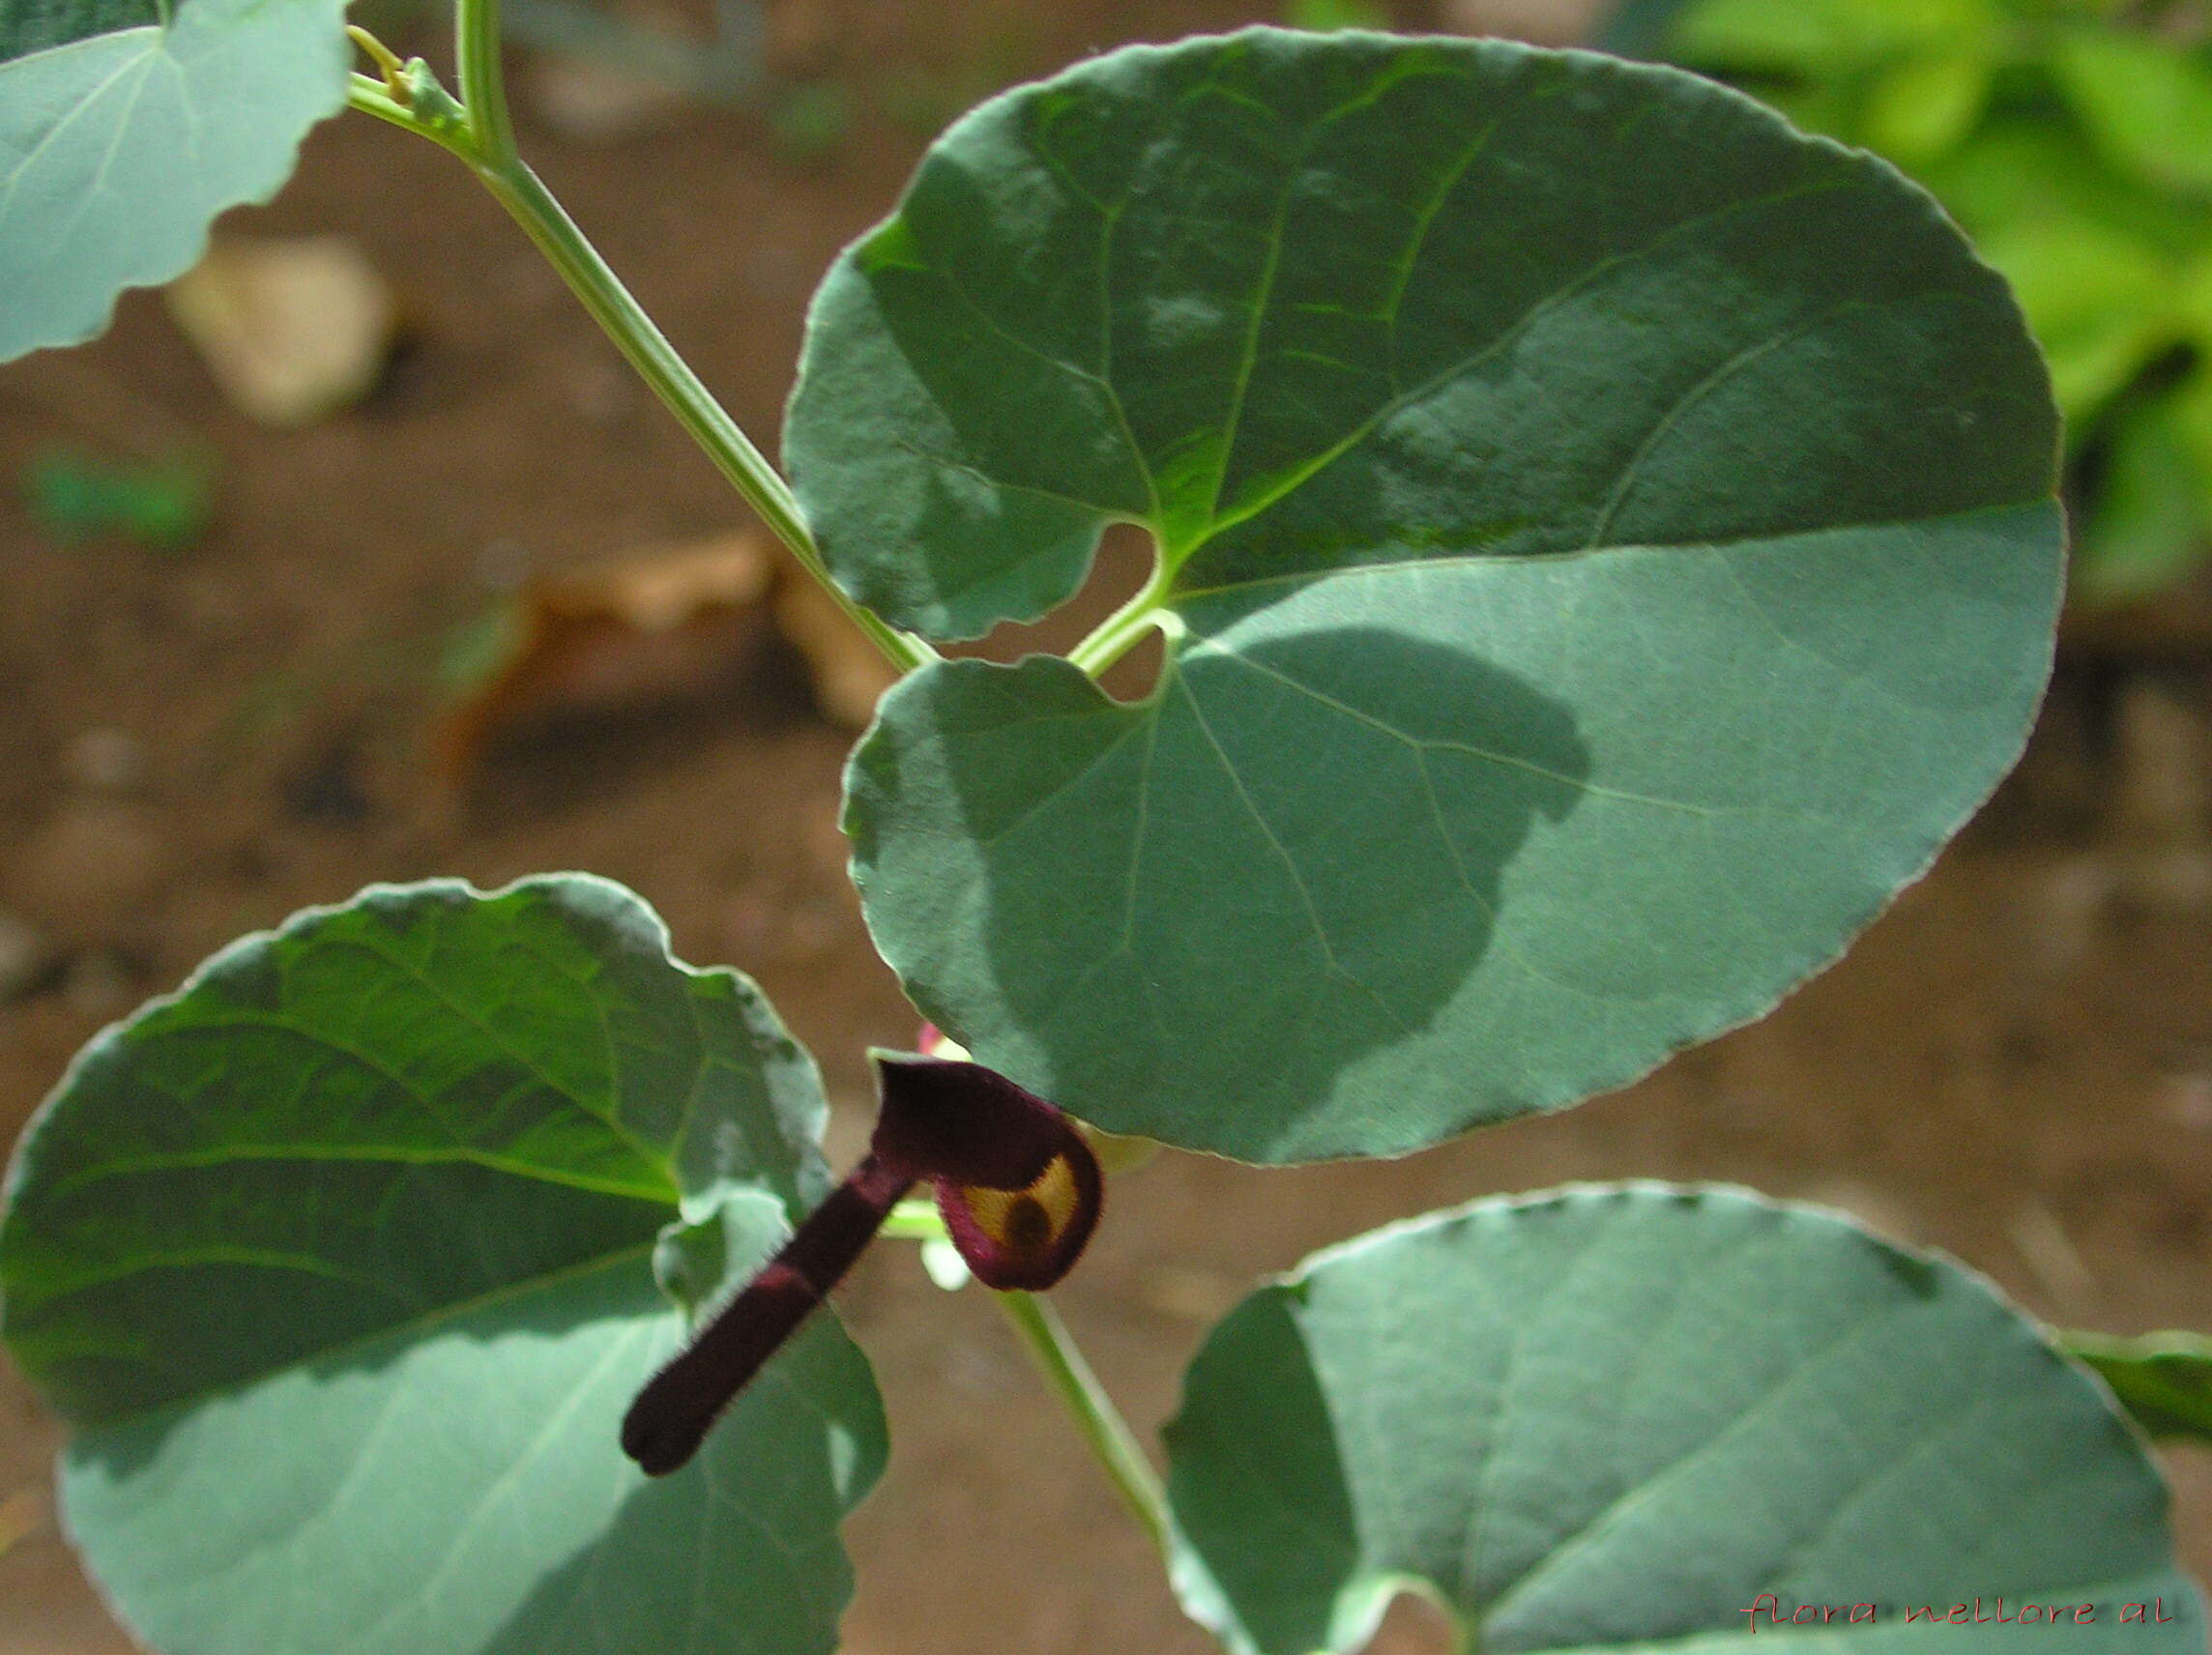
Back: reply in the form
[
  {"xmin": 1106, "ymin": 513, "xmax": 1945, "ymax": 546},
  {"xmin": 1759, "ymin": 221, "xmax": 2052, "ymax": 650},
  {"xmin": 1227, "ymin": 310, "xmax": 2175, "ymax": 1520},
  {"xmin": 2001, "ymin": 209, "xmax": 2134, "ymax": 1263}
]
[
  {"xmin": 61, "ymin": 949, "xmax": 137, "ymax": 1017},
  {"xmin": 9, "ymin": 800, "xmax": 176, "ymax": 943},
  {"xmin": 774, "ymin": 576, "xmax": 900, "ymax": 729},
  {"xmin": 64, "ymin": 728, "xmax": 146, "ymax": 794},
  {"xmin": 166, "ymin": 237, "xmax": 397, "ymax": 426},
  {"xmin": 525, "ymin": 58, "xmax": 684, "ymax": 144},
  {"xmin": 0, "ymin": 911, "xmax": 57, "ymax": 1002},
  {"xmin": 434, "ymin": 533, "xmax": 775, "ymax": 781}
]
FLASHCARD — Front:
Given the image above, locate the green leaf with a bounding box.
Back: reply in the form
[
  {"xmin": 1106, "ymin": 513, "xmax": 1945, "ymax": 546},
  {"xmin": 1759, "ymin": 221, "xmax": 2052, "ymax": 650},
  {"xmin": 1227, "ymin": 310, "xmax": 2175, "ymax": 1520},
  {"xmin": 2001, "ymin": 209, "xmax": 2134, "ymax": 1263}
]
[
  {"xmin": 0, "ymin": 0, "xmax": 351, "ymax": 363},
  {"xmin": 2074, "ymin": 397, "xmax": 2207, "ymax": 604},
  {"xmin": 2052, "ymin": 28, "xmax": 2212, "ymax": 201},
  {"xmin": 0, "ymin": 876, "xmax": 884, "ymax": 1655},
  {"xmin": 2063, "ymin": 1328, "xmax": 2212, "ymax": 1443},
  {"xmin": 1671, "ymin": 0, "xmax": 1996, "ymax": 78},
  {"xmin": 22, "ymin": 447, "xmax": 212, "ymax": 550},
  {"xmin": 1859, "ymin": 48, "xmax": 1992, "ymax": 168},
  {"xmin": 1971, "ymin": 215, "xmax": 2175, "ymax": 432},
  {"xmin": 1164, "ymin": 1185, "xmax": 2203, "ymax": 1655},
  {"xmin": 1925, "ymin": 119, "xmax": 2212, "ymax": 258},
  {"xmin": 1284, "ymin": 0, "xmax": 1392, "ymax": 30},
  {"xmin": 800, "ymin": 31, "xmax": 2062, "ymax": 1163}
]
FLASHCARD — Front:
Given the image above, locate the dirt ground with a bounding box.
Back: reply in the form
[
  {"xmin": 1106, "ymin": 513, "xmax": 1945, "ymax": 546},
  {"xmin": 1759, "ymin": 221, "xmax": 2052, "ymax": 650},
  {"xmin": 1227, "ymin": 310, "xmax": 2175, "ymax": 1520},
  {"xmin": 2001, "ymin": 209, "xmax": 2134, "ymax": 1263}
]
[{"xmin": 2, "ymin": 2, "xmax": 2209, "ymax": 1650}]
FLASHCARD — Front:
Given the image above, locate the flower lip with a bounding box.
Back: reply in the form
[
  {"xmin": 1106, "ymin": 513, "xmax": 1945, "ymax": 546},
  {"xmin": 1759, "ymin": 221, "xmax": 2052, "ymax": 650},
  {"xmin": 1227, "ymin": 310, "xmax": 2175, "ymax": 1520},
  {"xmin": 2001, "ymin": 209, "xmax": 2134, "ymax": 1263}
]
[
  {"xmin": 871, "ymin": 1050, "xmax": 1104, "ymax": 1292},
  {"xmin": 936, "ymin": 1136, "xmax": 1102, "ymax": 1291}
]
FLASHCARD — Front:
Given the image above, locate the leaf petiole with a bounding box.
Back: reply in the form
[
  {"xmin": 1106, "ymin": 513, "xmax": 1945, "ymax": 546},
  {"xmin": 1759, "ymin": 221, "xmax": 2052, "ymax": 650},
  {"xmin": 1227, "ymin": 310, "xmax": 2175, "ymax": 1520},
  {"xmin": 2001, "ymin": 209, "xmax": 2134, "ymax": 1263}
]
[
  {"xmin": 880, "ymin": 1198, "xmax": 949, "ymax": 1240},
  {"xmin": 343, "ymin": 0, "xmax": 935, "ymax": 677},
  {"xmin": 1067, "ymin": 555, "xmax": 1180, "ymax": 679},
  {"xmin": 886, "ymin": 1171, "xmax": 1169, "ymax": 1557},
  {"xmin": 451, "ymin": 0, "xmax": 514, "ymax": 160}
]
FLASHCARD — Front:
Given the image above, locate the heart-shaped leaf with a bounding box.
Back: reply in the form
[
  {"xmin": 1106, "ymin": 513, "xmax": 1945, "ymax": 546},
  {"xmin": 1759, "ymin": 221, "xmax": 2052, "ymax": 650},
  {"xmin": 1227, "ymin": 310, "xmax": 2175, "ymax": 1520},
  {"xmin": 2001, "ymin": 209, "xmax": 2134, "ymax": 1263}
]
[
  {"xmin": 1165, "ymin": 1184, "xmax": 2202, "ymax": 1655},
  {"xmin": 0, "ymin": 0, "xmax": 351, "ymax": 363},
  {"xmin": 795, "ymin": 30, "xmax": 2062, "ymax": 1162},
  {"xmin": 0, "ymin": 876, "xmax": 885, "ymax": 1655}
]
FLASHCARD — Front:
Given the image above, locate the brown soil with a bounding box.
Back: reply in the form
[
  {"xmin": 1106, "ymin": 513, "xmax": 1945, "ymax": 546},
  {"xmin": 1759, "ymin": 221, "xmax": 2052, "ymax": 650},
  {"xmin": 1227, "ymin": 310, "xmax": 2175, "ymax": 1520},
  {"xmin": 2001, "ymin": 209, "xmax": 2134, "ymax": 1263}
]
[{"xmin": 2, "ymin": 4, "xmax": 2209, "ymax": 1649}]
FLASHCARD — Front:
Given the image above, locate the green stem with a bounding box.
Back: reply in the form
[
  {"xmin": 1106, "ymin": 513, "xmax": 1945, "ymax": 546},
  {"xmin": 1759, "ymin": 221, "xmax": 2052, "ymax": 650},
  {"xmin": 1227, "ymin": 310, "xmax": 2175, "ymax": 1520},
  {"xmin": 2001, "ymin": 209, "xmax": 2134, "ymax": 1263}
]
[
  {"xmin": 346, "ymin": 75, "xmax": 474, "ymax": 158},
  {"xmin": 875, "ymin": 1198, "xmax": 1172, "ymax": 1552},
  {"xmin": 995, "ymin": 1290, "xmax": 1173, "ymax": 1557},
  {"xmin": 345, "ymin": 14, "xmax": 934, "ymax": 676},
  {"xmin": 1068, "ymin": 552, "xmax": 1179, "ymax": 679},
  {"xmin": 880, "ymin": 1198, "xmax": 947, "ymax": 1241},
  {"xmin": 453, "ymin": 0, "xmax": 515, "ymax": 159},
  {"xmin": 2059, "ymin": 1327, "xmax": 2212, "ymax": 1441},
  {"xmin": 467, "ymin": 158, "xmax": 929, "ymax": 669}
]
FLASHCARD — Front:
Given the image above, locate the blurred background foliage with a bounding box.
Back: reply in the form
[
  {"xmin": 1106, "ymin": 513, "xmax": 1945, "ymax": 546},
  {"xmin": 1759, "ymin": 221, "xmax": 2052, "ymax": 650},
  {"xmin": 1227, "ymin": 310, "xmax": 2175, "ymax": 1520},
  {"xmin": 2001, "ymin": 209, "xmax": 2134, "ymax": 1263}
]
[{"xmin": 1607, "ymin": 0, "xmax": 2212, "ymax": 606}]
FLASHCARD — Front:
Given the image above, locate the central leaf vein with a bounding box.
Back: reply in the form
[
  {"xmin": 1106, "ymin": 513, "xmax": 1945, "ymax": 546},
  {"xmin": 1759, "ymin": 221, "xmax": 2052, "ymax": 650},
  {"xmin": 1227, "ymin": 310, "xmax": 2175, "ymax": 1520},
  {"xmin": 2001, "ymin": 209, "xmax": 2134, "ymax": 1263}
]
[
  {"xmin": 1182, "ymin": 176, "xmax": 1855, "ymax": 571},
  {"xmin": 1177, "ymin": 676, "xmax": 1412, "ymax": 1039}
]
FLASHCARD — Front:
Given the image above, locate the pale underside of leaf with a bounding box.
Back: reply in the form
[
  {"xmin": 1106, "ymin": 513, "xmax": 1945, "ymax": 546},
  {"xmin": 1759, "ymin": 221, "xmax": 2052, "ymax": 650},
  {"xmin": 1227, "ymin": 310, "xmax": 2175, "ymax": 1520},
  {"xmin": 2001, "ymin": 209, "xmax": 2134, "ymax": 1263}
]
[
  {"xmin": 62, "ymin": 1236, "xmax": 885, "ymax": 1655},
  {"xmin": 0, "ymin": 879, "xmax": 883, "ymax": 1655},
  {"xmin": 0, "ymin": 0, "xmax": 351, "ymax": 362},
  {"xmin": 1164, "ymin": 1186, "xmax": 2202, "ymax": 1655}
]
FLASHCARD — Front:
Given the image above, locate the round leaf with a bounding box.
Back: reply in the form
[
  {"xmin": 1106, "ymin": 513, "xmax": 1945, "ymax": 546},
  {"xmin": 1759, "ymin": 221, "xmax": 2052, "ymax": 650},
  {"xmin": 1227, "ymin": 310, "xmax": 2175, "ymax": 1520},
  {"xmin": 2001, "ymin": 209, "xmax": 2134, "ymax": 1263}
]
[
  {"xmin": 1165, "ymin": 1184, "xmax": 2202, "ymax": 1655},
  {"xmin": 0, "ymin": 876, "xmax": 884, "ymax": 1655},
  {"xmin": 801, "ymin": 30, "xmax": 2062, "ymax": 1162},
  {"xmin": 0, "ymin": 0, "xmax": 351, "ymax": 363}
]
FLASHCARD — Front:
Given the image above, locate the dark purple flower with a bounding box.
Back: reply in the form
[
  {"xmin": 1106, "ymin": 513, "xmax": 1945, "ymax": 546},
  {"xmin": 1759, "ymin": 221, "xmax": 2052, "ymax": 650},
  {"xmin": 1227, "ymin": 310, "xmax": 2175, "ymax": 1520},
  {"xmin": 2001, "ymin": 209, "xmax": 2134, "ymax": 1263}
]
[{"xmin": 621, "ymin": 1049, "xmax": 1103, "ymax": 1476}]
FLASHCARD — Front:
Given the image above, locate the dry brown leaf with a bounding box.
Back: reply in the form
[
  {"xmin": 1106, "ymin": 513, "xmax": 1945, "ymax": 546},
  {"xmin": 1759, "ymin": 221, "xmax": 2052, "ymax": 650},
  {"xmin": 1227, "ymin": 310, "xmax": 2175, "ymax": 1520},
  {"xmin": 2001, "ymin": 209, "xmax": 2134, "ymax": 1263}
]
[
  {"xmin": 166, "ymin": 237, "xmax": 397, "ymax": 426},
  {"xmin": 773, "ymin": 573, "xmax": 901, "ymax": 729},
  {"xmin": 436, "ymin": 533, "xmax": 775, "ymax": 782}
]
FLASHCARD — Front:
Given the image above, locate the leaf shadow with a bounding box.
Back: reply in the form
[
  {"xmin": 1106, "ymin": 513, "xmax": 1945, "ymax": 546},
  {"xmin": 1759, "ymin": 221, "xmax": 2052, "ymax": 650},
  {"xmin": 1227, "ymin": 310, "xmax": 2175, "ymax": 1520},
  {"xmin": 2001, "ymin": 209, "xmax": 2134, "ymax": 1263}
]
[{"xmin": 947, "ymin": 622, "xmax": 1590, "ymax": 1160}]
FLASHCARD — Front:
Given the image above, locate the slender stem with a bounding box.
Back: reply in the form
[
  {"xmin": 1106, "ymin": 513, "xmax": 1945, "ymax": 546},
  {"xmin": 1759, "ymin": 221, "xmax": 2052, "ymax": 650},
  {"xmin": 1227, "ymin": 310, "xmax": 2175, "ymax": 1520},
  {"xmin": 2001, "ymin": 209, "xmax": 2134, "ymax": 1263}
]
[
  {"xmin": 878, "ymin": 1196, "xmax": 1173, "ymax": 1547},
  {"xmin": 346, "ymin": 76, "xmax": 475, "ymax": 158},
  {"xmin": 345, "ymin": 3, "xmax": 933, "ymax": 675},
  {"xmin": 464, "ymin": 158, "xmax": 933, "ymax": 670},
  {"xmin": 452, "ymin": 0, "xmax": 515, "ymax": 158},
  {"xmin": 880, "ymin": 1198, "xmax": 948, "ymax": 1241},
  {"xmin": 1068, "ymin": 552, "xmax": 1178, "ymax": 678},
  {"xmin": 995, "ymin": 1290, "xmax": 1173, "ymax": 1556}
]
